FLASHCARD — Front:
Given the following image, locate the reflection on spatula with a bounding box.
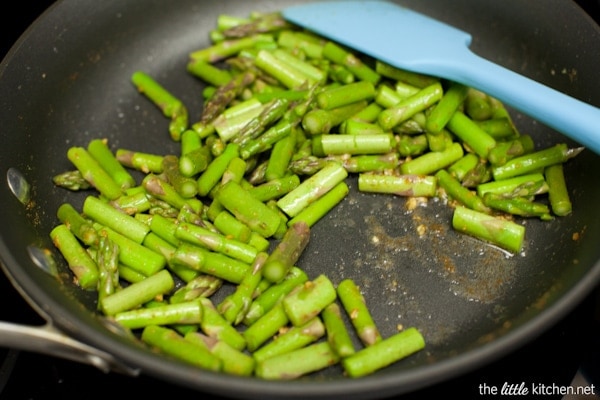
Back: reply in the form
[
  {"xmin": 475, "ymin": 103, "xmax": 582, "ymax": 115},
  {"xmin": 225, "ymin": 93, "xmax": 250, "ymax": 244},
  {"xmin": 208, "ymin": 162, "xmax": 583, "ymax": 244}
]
[{"xmin": 282, "ymin": 0, "xmax": 600, "ymax": 154}]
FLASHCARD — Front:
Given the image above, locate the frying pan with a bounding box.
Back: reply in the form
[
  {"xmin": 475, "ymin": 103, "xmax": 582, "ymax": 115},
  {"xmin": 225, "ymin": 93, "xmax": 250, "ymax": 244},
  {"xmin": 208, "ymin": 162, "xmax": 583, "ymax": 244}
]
[{"xmin": 1, "ymin": 0, "xmax": 599, "ymax": 398}]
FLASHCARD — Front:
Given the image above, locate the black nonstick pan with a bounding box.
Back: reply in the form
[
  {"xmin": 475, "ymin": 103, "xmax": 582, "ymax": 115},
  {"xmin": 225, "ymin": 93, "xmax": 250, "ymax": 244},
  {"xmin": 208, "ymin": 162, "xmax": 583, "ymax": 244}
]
[{"xmin": 1, "ymin": 1, "xmax": 599, "ymax": 399}]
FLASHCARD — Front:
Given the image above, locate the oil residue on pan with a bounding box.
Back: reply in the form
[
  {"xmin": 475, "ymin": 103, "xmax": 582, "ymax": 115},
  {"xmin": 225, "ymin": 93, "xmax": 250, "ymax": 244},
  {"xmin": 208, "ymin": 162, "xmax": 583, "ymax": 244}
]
[{"xmin": 300, "ymin": 176, "xmax": 520, "ymax": 350}]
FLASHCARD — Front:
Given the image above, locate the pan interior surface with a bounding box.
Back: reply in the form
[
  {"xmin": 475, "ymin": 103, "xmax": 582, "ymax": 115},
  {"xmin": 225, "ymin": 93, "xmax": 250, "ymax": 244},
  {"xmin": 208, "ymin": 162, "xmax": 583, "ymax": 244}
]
[{"xmin": 1, "ymin": 0, "xmax": 599, "ymax": 398}]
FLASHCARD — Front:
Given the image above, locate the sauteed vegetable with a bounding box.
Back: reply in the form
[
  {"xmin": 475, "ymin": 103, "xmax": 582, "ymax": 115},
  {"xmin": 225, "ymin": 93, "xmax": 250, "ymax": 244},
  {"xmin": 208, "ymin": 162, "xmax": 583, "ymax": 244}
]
[{"xmin": 49, "ymin": 10, "xmax": 581, "ymax": 379}]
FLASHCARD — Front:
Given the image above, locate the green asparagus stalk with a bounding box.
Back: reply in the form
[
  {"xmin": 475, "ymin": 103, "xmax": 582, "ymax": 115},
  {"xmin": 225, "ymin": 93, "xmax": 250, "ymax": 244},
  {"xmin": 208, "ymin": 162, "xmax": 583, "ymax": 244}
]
[
  {"xmin": 243, "ymin": 266, "xmax": 308, "ymax": 326},
  {"xmin": 57, "ymin": 203, "xmax": 99, "ymax": 247},
  {"xmin": 255, "ymin": 341, "xmax": 340, "ymax": 380},
  {"xmin": 452, "ymin": 206, "xmax": 526, "ymax": 253},
  {"xmin": 199, "ymin": 297, "xmax": 247, "ymax": 351},
  {"xmin": 322, "ymin": 41, "xmax": 380, "ymax": 84},
  {"xmin": 131, "ymin": 71, "xmax": 188, "ymax": 141},
  {"xmin": 492, "ymin": 143, "xmax": 583, "ymax": 180},
  {"xmin": 446, "ymin": 111, "xmax": 497, "ymax": 159},
  {"xmin": 263, "ymin": 221, "xmax": 311, "ymax": 284},
  {"xmin": 83, "ymin": 195, "xmax": 150, "ymax": 244},
  {"xmin": 189, "ymin": 34, "xmax": 275, "ymax": 62},
  {"xmin": 67, "ymin": 147, "xmax": 123, "ymax": 200},
  {"xmin": 116, "ymin": 149, "xmax": 164, "ymax": 174},
  {"xmin": 95, "ymin": 224, "xmax": 167, "ymax": 277},
  {"xmin": 425, "ymin": 82, "xmax": 469, "ymax": 134},
  {"xmin": 482, "ymin": 193, "xmax": 552, "ymax": 220},
  {"xmin": 170, "ymin": 274, "xmax": 223, "ymax": 304},
  {"xmin": 141, "ymin": 325, "xmax": 222, "ymax": 371},
  {"xmin": 52, "ymin": 170, "xmax": 92, "ymax": 191},
  {"xmin": 115, "ymin": 300, "xmax": 203, "ymax": 330},
  {"xmin": 253, "ymin": 317, "xmax": 326, "ymax": 363},
  {"xmin": 184, "ymin": 332, "xmax": 255, "ymax": 376},
  {"xmin": 175, "ymin": 221, "xmax": 258, "ymax": 264},
  {"xmin": 476, "ymin": 173, "xmax": 549, "ymax": 199},
  {"xmin": 399, "ymin": 142, "xmax": 464, "ymax": 176},
  {"xmin": 100, "ymin": 269, "xmax": 174, "ymax": 316},
  {"xmin": 342, "ymin": 327, "xmax": 425, "ymax": 378},
  {"xmin": 249, "ymin": 175, "xmax": 301, "ymax": 202},
  {"xmin": 287, "ymin": 181, "xmax": 349, "ymax": 228},
  {"xmin": 218, "ymin": 252, "xmax": 268, "ymax": 325},
  {"xmin": 171, "ymin": 243, "xmax": 251, "ymax": 284},
  {"xmin": 282, "ymin": 274, "xmax": 337, "ymax": 327},
  {"xmin": 378, "ymin": 82, "xmax": 443, "ymax": 130},
  {"xmin": 314, "ymin": 133, "xmax": 394, "ymax": 156},
  {"xmin": 321, "ymin": 302, "xmax": 356, "ymax": 358},
  {"xmin": 435, "ymin": 169, "xmax": 491, "ymax": 213},
  {"xmin": 243, "ymin": 302, "xmax": 290, "ymax": 352},
  {"xmin": 197, "ymin": 143, "xmax": 240, "ymax": 197},
  {"xmin": 276, "ymin": 161, "xmax": 348, "ymax": 217},
  {"xmin": 545, "ymin": 163, "xmax": 572, "ymax": 217},
  {"xmin": 87, "ymin": 138, "xmax": 136, "ymax": 190},
  {"xmin": 50, "ymin": 224, "xmax": 99, "ymax": 290},
  {"xmin": 95, "ymin": 235, "xmax": 120, "ymax": 304},
  {"xmin": 336, "ymin": 279, "xmax": 382, "ymax": 346},
  {"xmin": 161, "ymin": 155, "xmax": 198, "ymax": 199},
  {"xmin": 375, "ymin": 61, "xmax": 437, "ymax": 88},
  {"xmin": 358, "ymin": 173, "xmax": 437, "ymax": 197},
  {"xmin": 215, "ymin": 180, "xmax": 283, "ymax": 238}
]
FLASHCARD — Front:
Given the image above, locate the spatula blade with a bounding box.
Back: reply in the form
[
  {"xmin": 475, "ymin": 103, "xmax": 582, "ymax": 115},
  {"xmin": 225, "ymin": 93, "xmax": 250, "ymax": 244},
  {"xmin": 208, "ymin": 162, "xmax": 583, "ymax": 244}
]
[{"xmin": 282, "ymin": 0, "xmax": 473, "ymax": 77}]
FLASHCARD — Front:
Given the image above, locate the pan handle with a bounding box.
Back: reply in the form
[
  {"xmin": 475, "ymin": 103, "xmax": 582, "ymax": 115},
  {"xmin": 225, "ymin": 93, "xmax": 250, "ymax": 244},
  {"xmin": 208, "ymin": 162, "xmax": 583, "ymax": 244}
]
[{"xmin": 0, "ymin": 320, "xmax": 141, "ymax": 376}]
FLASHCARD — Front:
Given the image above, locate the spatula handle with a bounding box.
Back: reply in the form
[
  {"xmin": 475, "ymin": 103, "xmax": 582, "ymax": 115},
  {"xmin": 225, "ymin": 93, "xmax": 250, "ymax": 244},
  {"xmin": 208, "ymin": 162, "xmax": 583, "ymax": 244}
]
[{"xmin": 456, "ymin": 52, "xmax": 600, "ymax": 154}]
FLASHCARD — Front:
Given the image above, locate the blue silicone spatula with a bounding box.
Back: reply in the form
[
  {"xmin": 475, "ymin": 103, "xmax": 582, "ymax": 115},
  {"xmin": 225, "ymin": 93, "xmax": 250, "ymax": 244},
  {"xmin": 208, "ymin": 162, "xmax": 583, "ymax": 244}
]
[{"xmin": 283, "ymin": 0, "xmax": 600, "ymax": 154}]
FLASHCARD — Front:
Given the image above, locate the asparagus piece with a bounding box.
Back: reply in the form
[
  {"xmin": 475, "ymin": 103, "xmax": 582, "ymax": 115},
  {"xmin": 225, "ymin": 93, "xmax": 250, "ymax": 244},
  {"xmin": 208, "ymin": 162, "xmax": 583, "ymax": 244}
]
[
  {"xmin": 255, "ymin": 341, "xmax": 340, "ymax": 380},
  {"xmin": 337, "ymin": 279, "xmax": 382, "ymax": 346},
  {"xmin": 545, "ymin": 163, "xmax": 572, "ymax": 217},
  {"xmin": 452, "ymin": 206, "xmax": 526, "ymax": 253},
  {"xmin": 358, "ymin": 173, "xmax": 437, "ymax": 197},
  {"xmin": 189, "ymin": 34, "xmax": 275, "ymax": 62},
  {"xmin": 277, "ymin": 161, "xmax": 348, "ymax": 217},
  {"xmin": 263, "ymin": 221, "xmax": 311, "ymax": 284},
  {"xmin": 375, "ymin": 61, "xmax": 437, "ymax": 88},
  {"xmin": 57, "ymin": 203, "xmax": 99, "ymax": 247},
  {"xmin": 264, "ymin": 132, "xmax": 297, "ymax": 181},
  {"xmin": 243, "ymin": 266, "xmax": 308, "ymax": 326},
  {"xmin": 50, "ymin": 224, "xmax": 99, "ymax": 290},
  {"xmin": 52, "ymin": 170, "xmax": 92, "ymax": 191},
  {"xmin": 200, "ymin": 71, "xmax": 256, "ymax": 124},
  {"xmin": 87, "ymin": 138, "xmax": 136, "ymax": 190},
  {"xmin": 425, "ymin": 82, "xmax": 468, "ymax": 134},
  {"xmin": 399, "ymin": 142, "xmax": 464, "ymax": 176},
  {"xmin": 218, "ymin": 252, "xmax": 268, "ymax": 325},
  {"xmin": 83, "ymin": 195, "xmax": 150, "ymax": 244},
  {"xmin": 249, "ymin": 175, "xmax": 301, "ymax": 202},
  {"xmin": 482, "ymin": 193, "xmax": 552, "ymax": 220},
  {"xmin": 215, "ymin": 180, "xmax": 283, "ymax": 238},
  {"xmin": 96, "ymin": 235, "xmax": 120, "ymax": 304},
  {"xmin": 199, "ymin": 297, "xmax": 247, "ymax": 351},
  {"xmin": 100, "ymin": 269, "xmax": 174, "ymax": 316},
  {"xmin": 288, "ymin": 181, "xmax": 349, "ymax": 228},
  {"xmin": 67, "ymin": 147, "xmax": 123, "ymax": 200},
  {"xmin": 321, "ymin": 303, "xmax": 356, "ymax": 358},
  {"xmin": 175, "ymin": 221, "xmax": 258, "ymax": 264},
  {"xmin": 169, "ymin": 274, "xmax": 223, "ymax": 304},
  {"xmin": 282, "ymin": 274, "xmax": 337, "ymax": 327},
  {"xmin": 322, "ymin": 41, "xmax": 380, "ymax": 84},
  {"xmin": 435, "ymin": 169, "xmax": 491, "ymax": 213},
  {"xmin": 476, "ymin": 173, "xmax": 549, "ymax": 199},
  {"xmin": 197, "ymin": 143, "xmax": 240, "ymax": 197},
  {"xmin": 162, "ymin": 155, "xmax": 198, "ymax": 199},
  {"xmin": 316, "ymin": 81, "xmax": 376, "ymax": 110},
  {"xmin": 492, "ymin": 143, "xmax": 583, "ymax": 180},
  {"xmin": 171, "ymin": 243, "xmax": 251, "ymax": 284},
  {"xmin": 314, "ymin": 133, "xmax": 394, "ymax": 156},
  {"xmin": 342, "ymin": 327, "xmax": 425, "ymax": 378},
  {"xmin": 253, "ymin": 317, "xmax": 326, "ymax": 363},
  {"xmin": 116, "ymin": 149, "xmax": 164, "ymax": 174},
  {"xmin": 95, "ymin": 224, "xmax": 166, "ymax": 277},
  {"xmin": 141, "ymin": 325, "xmax": 222, "ymax": 371},
  {"xmin": 378, "ymin": 82, "xmax": 443, "ymax": 130},
  {"xmin": 131, "ymin": 71, "xmax": 188, "ymax": 141},
  {"xmin": 115, "ymin": 300, "xmax": 203, "ymax": 330},
  {"xmin": 302, "ymin": 101, "xmax": 368, "ymax": 135},
  {"xmin": 184, "ymin": 332, "xmax": 255, "ymax": 376},
  {"xmin": 446, "ymin": 111, "xmax": 497, "ymax": 159},
  {"xmin": 243, "ymin": 302, "xmax": 290, "ymax": 352}
]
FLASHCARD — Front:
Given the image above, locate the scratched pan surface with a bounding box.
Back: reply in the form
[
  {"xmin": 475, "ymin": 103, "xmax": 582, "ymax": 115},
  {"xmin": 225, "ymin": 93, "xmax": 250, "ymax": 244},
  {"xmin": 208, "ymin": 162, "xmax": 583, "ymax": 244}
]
[{"xmin": 1, "ymin": 0, "xmax": 599, "ymax": 399}]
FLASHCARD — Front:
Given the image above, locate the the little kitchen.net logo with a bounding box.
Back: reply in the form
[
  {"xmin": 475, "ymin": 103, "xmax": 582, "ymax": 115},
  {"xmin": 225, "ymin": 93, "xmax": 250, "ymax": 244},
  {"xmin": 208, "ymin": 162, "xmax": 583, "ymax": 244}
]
[{"xmin": 479, "ymin": 381, "xmax": 596, "ymax": 396}]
